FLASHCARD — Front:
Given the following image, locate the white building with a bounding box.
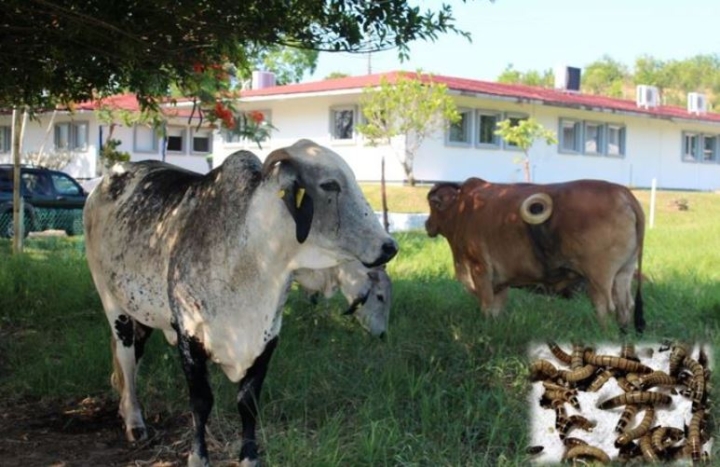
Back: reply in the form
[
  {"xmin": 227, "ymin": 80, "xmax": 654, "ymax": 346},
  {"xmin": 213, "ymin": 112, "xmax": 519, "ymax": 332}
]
[{"xmin": 2, "ymin": 71, "xmax": 720, "ymax": 191}]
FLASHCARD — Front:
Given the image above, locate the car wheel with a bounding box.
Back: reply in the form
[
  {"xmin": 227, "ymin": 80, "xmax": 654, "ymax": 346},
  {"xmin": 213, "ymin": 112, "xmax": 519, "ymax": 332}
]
[{"xmin": 0, "ymin": 210, "xmax": 30, "ymax": 238}]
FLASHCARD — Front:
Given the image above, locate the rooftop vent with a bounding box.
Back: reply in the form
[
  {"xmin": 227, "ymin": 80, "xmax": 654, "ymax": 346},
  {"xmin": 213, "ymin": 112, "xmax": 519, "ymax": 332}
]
[
  {"xmin": 636, "ymin": 85, "xmax": 660, "ymax": 109},
  {"xmin": 251, "ymin": 71, "xmax": 276, "ymax": 90},
  {"xmin": 554, "ymin": 66, "xmax": 581, "ymax": 92},
  {"xmin": 687, "ymin": 92, "xmax": 708, "ymax": 114}
]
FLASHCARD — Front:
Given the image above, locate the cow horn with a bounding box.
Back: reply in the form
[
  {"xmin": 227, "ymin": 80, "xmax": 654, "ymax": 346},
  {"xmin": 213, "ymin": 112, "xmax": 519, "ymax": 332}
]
[
  {"xmin": 261, "ymin": 148, "xmax": 294, "ymax": 177},
  {"xmin": 520, "ymin": 193, "xmax": 553, "ymax": 224}
]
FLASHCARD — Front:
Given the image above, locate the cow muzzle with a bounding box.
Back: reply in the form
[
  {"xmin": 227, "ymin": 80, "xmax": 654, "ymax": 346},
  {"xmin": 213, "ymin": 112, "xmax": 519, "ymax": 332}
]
[
  {"xmin": 363, "ymin": 239, "xmax": 398, "ymax": 268},
  {"xmin": 520, "ymin": 193, "xmax": 553, "ymax": 225}
]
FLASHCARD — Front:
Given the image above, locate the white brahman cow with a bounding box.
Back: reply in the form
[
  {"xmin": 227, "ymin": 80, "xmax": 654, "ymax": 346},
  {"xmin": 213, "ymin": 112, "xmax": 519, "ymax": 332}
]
[{"xmin": 84, "ymin": 139, "xmax": 398, "ymax": 467}]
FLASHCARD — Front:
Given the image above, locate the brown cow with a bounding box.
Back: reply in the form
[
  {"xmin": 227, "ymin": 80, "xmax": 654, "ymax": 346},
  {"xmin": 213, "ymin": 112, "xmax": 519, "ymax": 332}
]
[{"xmin": 425, "ymin": 178, "xmax": 645, "ymax": 333}]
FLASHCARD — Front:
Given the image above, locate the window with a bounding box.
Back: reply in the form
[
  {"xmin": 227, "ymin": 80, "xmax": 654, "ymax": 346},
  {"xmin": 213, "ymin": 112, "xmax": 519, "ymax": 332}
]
[
  {"xmin": 559, "ymin": 119, "xmax": 582, "ymax": 153},
  {"xmin": 584, "ymin": 122, "xmax": 604, "ymax": 154},
  {"xmin": 0, "ymin": 126, "xmax": 10, "ymax": 153},
  {"xmin": 54, "ymin": 121, "xmax": 88, "ymax": 151},
  {"xmin": 192, "ymin": 129, "xmax": 212, "ymax": 154},
  {"xmin": 447, "ymin": 109, "xmax": 472, "ymax": 145},
  {"xmin": 702, "ymin": 135, "xmax": 717, "ymax": 162},
  {"xmin": 134, "ymin": 125, "xmax": 158, "ymax": 153},
  {"xmin": 682, "ymin": 132, "xmax": 699, "ymax": 162},
  {"xmin": 476, "ymin": 111, "xmax": 501, "ymax": 147},
  {"xmin": 51, "ymin": 173, "xmax": 82, "ymax": 196},
  {"xmin": 605, "ymin": 125, "xmax": 626, "ymax": 156},
  {"xmin": 166, "ymin": 127, "xmax": 186, "ymax": 153},
  {"xmin": 330, "ymin": 106, "xmax": 356, "ymax": 140}
]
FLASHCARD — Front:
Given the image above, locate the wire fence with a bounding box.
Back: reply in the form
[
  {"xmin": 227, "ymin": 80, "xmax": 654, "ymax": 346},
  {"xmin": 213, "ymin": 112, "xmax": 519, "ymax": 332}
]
[{"xmin": 0, "ymin": 207, "xmax": 84, "ymax": 238}]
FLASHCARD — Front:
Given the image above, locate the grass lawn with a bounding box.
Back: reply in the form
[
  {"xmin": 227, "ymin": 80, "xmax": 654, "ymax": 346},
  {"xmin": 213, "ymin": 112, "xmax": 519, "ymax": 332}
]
[{"xmin": 0, "ymin": 187, "xmax": 718, "ymax": 465}]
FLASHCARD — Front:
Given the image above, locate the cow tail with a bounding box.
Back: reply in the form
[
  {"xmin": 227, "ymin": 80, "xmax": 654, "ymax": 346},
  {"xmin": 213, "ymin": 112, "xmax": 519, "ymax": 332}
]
[{"xmin": 633, "ymin": 197, "xmax": 646, "ymax": 334}]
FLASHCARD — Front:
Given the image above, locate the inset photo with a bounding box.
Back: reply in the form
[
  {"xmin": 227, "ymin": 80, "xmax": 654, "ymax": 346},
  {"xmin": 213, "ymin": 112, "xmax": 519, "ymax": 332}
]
[{"xmin": 526, "ymin": 341, "xmax": 712, "ymax": 464}]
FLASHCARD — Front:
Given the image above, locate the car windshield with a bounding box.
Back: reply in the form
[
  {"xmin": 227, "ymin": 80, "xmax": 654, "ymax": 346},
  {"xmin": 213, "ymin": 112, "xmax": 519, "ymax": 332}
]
[{"xmin": 51, "ymin": 173, "xmax": 82, "ymax": 196}]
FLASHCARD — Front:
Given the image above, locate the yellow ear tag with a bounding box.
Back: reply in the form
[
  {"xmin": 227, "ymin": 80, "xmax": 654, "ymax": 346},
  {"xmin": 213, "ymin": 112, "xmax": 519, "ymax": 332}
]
[
  {"xmin": 296, "ymin": 187, "xmax": 306, "ymax": 209},
  {"xmin": 278, "ymin": 189, "xmax": 285, "ymax": 198}
]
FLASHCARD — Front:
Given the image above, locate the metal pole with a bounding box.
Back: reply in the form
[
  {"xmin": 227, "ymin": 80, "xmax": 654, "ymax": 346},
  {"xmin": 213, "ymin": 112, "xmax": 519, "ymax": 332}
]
[
  {"xmin": 649, "ymin": 178, "xmax": 657, "ymax": 229},
  {"xmin": 11, "ymin": 107, "xmax": 23, "ymax": 253}
]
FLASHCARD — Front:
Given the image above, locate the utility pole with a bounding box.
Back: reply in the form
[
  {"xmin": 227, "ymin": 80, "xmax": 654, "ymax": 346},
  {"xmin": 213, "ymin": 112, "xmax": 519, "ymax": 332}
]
[
  {"xmin": 367, "ymin": 51, "xmax": 372, "ymax": 74},
  {"xmin": 11, "ymin": 107, "xmax": 23, "ymax": 253}
]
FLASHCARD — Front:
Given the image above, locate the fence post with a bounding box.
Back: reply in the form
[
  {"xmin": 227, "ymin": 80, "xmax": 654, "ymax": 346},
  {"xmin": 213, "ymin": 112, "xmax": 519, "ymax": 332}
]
[{"xmin": 649, "ymin": 178, "xmax": 656, "ymax": 229}]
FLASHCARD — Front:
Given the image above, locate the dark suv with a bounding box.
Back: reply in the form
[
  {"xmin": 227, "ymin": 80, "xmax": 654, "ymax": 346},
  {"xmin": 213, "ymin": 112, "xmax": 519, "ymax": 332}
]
[{"xmin": 0, "ymin": 165, "xmax": 88, "ymax": 238}]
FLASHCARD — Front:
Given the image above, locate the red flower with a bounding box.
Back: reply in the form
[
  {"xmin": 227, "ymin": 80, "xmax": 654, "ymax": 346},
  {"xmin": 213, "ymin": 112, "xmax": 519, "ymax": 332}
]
[
  {"xmin": 248, "ymin": 110, "xmax": 264, "ymax": 124},
  {"xmin": 192, "ymin": 62, "xmax": 205, "ymax": 73}
]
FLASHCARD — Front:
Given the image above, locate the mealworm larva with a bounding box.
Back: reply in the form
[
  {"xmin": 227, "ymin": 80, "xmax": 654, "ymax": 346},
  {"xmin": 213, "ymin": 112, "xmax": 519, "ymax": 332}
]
[
  {"xmin": 650, "ymin": 426, "xmax": 684, "ymax": 453},
  {"xmin": 615, "ymin": 407, "xmax": 655, "ymax": 446},
  {"xmin": 639, "ymin": 433, "xmax": 659, "ymax": 462},
  {"xmin": 563, "ymin": 444, "xmax": 611, "ymax": 464},
  {"xmin": 530, "ymin": 359, "xmax": 559, "ymax": 380},
  {"xmin": 636, "ymin": 370, "xmax": 677, "ymax": 389},
  {"xmin": 547, "ymin": 340, "xmax": 572, "ymax": 364},
  {"xmin": 598, "ymin": 391, "xmax": 672, "ymax": 409},
  {"xmin": 559, "ymin": 364, "xmax": 597, "ymax": 383},
  {"xmin": 558, "ymin": 414, "xmax": 596, "ymax": 440},
  {"xmin": 688, "ymin": 409, "xmax": 705, "ymax": 464},
  {"xmin": 563, "ymin": 437, "xmax": 588, "ymax": 447},
  {"xmin": 669, "ymin": 341, "xmax": 690, "ymax": 376},
  {"xmin": 570, "ymin": 343, "xmax": 585, "ymax": 370},
  {"xmin": 583, "ymin": 350, "xmax": 652, "ymax": 373},
  {"xmin": 553, "ymin": 399, "xmax": 567, "ymax": 430},
  {"xmin": 587, "ymin": 368, "xmax": 614, "ymax": 392},
  {"xmin": 542, "ymin": 380, "xmax": 569, "ymax": 391},
  {"xmin": 616, "ymin": 375, "xmax": 635, "ymax": 393},
  {"xmin": 683, "ymin": 356, "xmax": 706, "ymax": 412},
  {"xmin": 526, "ymin": 445, "xmax": 544, "ymax": 455},
  {"xmin": 620, "ymin": 342, "xmax": 638, "ymax": 361},
  {"xmin": 615, "ymin": 404, "xmax": 640, "ymax": 433}
]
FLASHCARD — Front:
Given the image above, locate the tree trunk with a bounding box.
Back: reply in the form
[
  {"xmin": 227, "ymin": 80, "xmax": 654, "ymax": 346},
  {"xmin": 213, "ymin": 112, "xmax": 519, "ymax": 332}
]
[
  {"xmin": 381, "ymin": 156, "xmax": 389, "ymax": 233},
  {"xmin": 523, "ymin": 155, "xmax": 531, "ymax": 182}
]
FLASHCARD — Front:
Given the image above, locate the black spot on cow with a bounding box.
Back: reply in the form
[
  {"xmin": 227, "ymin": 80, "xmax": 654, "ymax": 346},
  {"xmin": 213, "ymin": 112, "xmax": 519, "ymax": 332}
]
[
  {"xmin": 108, "ymin": 170, "xmax": 136, "ymax": 200},
  {"xmin": 114, "ymin": 314, "xmax": 134, "ymax": 347}
]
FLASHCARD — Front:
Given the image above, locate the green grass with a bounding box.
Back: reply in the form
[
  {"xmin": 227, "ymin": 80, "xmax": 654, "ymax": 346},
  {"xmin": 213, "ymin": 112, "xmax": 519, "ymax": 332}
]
[{"xmin": 0, "ymin": 189, "xmax": 719, "ymax": 465}]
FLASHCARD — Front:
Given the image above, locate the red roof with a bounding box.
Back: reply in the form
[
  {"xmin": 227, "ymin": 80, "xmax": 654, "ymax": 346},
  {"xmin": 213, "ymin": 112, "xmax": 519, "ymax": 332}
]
[
  {"xmin": 75, "ymin": 94, "xmax": 198, "ymax": 119},
  {"xmin": 241, "ymin": 71, "xmax": 720, "ymax": 124}
]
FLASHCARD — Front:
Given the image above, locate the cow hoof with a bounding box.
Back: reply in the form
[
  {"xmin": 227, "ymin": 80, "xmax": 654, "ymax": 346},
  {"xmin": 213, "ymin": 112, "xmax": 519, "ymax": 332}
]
[
  {"xmin": 239, "ymin": 458, "xmax": 260, "ymax": 467},
  {"xmin": 127, "ymin": 426, "xmax": 148, "ymax": 442},
  {"xmin": 188, "ymin": 452, "xmax": 211, "ymax": 467}
]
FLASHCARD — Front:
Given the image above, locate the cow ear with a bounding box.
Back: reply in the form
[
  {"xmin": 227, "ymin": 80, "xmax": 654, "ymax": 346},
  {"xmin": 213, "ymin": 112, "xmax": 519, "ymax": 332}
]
[
  {"xmin": 428, "ymin": 185, "xmax": 459, "ymax": 211},
  {"xmin": 279, "ymin": 179, "xmax": 314, "ymax": 243}
]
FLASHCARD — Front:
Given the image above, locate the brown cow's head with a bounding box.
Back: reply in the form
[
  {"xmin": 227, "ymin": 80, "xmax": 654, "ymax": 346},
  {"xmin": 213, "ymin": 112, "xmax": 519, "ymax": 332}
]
[{"xmin": 425, "ymin": 182, "xmax": 461, "ymax": 237}]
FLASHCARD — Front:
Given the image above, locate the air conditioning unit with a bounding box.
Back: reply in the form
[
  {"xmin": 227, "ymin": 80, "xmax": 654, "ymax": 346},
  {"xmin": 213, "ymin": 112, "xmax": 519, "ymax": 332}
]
[
  {"xmin": 687, "ymin": 92, "xmax": 708, "ymax": 114},
  {"xmin": 251, "ymin": 71, "xmax": 276, "ymax": 90},
  {"xmin": 554, "ymin": 66, "xmax": 581, "ymax": 92},
  {"xmin": 636, "ymin": 85, "xmax": 660, "ymax": 108}
]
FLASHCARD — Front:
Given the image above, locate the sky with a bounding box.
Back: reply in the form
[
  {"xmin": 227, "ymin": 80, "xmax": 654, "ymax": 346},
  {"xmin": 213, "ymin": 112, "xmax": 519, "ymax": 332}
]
[{"xmin": 306, "ymin": 0, "xmax": 718, "ymax": 83}]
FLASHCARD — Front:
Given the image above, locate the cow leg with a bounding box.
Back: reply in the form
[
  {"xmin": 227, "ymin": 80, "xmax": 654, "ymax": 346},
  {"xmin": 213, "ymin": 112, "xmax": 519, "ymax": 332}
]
[
  {"xmin": 110, "ymin": 313, "xmax": 153, "ymax": 442},
  {"xmin": 237, "ymin": 337, "xmax": 279, "ymax": 467},
  {"xmin": 585, "ymin": 276, "xmax": 616, "ymax": 331},
  {"xmin": 176, "ymin": 332, "xmax": 214, "ymax": 467},
  {"xmin": 612, "ymin": 262, "xmax": 636, "ymax": 331},
  {"xmin": 470, "ymin": 268, "xmax": 501, "ymax": 318}
]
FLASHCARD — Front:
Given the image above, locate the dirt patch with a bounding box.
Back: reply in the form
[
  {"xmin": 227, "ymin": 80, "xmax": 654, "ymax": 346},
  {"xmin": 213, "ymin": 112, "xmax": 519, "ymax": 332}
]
[{"xmin": 0, "ymin": 396, "xmax": 240, "ymax": 467}]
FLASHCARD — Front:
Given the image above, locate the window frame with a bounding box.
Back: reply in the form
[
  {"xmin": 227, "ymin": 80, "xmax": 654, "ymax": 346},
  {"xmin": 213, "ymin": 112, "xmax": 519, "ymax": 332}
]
[
  {"xmin": 133, "ymin": 124, "xmax": 159, "ymax": 154},
  {"xmin": 329, "ymin": 105, "xmax": 357, "ymax": 143},
  {"xmin": 191, "ymin": 128, "xmax": 213, "ymax": 155},
  {"xmin": 165, "ymin": 126, "xmax": 187, "ymax": 154},
  {"xmin": 700, "ymin": 134, "xmax": 718, "ymax": 163},
  {"xmin": 558, "ymin": 118, "xmax": 582, "ymax": 154},
  {"xmin": 475, "ymin": 110, "xmax": 501, "ymax": 149},
  {"xmin": 445, "ymin": 107, "xmax": 473, "ymax": 147},
  {"xmin": 582, "ymin": 121, "xmax": 605, "ymax": 155},
  {"xmin": 681, "ymin": 131, "xmax": 700, "ymax": 162},
  {"xmin": 604, "ymin": 124, "xmax": 626, "ymax": 157},
  {"xmin": 54, "ymin": 121, "xmax": 89, "ymax": 151},
  {"xmin": 0, "ymin": 126, "xmax": 10, "ymax": 153}
]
